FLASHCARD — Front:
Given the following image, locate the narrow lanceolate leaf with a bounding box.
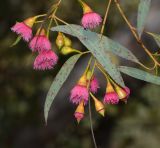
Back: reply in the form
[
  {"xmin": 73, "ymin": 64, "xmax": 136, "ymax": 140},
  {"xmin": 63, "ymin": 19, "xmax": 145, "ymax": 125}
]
[
  {"xmin": 147, "ymin": 32, "xmax": 160, "ymax": 47},
  {"xmin": 10, "ymin": 36, "xmax": 22, "ymax": 47},
  {"xmin": 51, "ymin": 24, "xmax": 125, "ymax": 87},
  {"xmin": 119, "ymin": 66, "xmax": 160, "ymax": 85},
  {"xmin": 137, "ymin": 0, "xmax": 151, "ymax": 38},
  {"xmin": 44, "ymin": 54, "xmax": 81, "ymax": 124},
  {"xmin": 51, "ymin": 24, "xmax": 139, "ymax": 63}
]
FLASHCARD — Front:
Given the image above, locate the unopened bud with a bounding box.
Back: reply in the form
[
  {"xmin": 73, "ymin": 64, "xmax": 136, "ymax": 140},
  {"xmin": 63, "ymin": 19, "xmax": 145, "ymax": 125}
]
[
  {"xmin": 91, "ymin": 94, "xmax": 105, "ymax": 116},
  {"xmin": 64, "ymin": 36, "xmax": 72, "ymax": 47},
  {"xmin": 24, "ymin": 17, "xmax": 37, "ymax": 28},
  {"xmin": 78, "ymin": 0, "xmax": 93, "ymax": 14},
  {"xmin": 74, "ymin": 101, "xmax": 85, "ymax": 123},
  {"xmin": 78, "ymin": 74, "xmax": 87, "ymax": 86},
  {"xmin": 115, "ymin": 86, "xmax": 127, "ymax": 100},
  {"xmin": 56, "ymin": 32, "xmax": 64, "ymax": 49},
  {"xmin": 106, "ymin": 81, "xmax": 115, "ymax": 93},
  {"xmin": 61, "ymin": 46, "xmax": 81, "ymax": 55}
]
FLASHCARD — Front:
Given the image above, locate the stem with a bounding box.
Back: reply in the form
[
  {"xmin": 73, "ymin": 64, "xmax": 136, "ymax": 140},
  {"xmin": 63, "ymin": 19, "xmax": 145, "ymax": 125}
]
[
  {"xmin": 54, "ymin": 15, "xmax": 70, "ymax": 25},
  {"xmin": 114, "ymin": 0, "xmax": 160, "ymax": 68},
  {"xmin": 87, "ymin": 60, "xmax": 97, "ymax": 148},
  {"xmin": 35, "ymin": 14, "xmax": 47, "ymax": 18},
  {"xmin": 88, "ymin": 96, "xmax": 98, "ymax": 148},
  {"xmin": 100, "ymin": 0, "xmax": 112, "ymax": 37},
  {"xmin": 47, "ymin": 0, "xmax": 62, "ymax": 37}
]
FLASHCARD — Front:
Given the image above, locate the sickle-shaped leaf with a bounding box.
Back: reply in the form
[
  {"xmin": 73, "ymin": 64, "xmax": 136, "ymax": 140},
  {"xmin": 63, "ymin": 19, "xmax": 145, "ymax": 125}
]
[
  {"xmin": 44, "ymin": 54, "xmax": 81, "ymax": 124},
  {"xmin": 52, "ymin": 24, "xmax": 139, "ymax": 63},
  {"xmin": 119, "ymin": 66, "xmax": 160, "ymax": 85},
  {"xmin": 51, "ymin": 24, "xmax": 125, "ymax": 87},
  {"xmin": 137, "ymin": 0, "xmax": 151, "ymax": 38}
]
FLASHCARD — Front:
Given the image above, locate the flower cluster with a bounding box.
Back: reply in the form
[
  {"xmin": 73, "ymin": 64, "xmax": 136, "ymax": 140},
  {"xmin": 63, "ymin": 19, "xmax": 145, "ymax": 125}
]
[
  {"xmin": 11, "ymin": 16, "xmax": 58, "ymax": 70},
  {"xmin": 71, "ymin": 68, "xmax": 130, "ymax": 123},
  {"xmin": 11, "ymin": 0, "xmax": 131, "ymax": 124}
]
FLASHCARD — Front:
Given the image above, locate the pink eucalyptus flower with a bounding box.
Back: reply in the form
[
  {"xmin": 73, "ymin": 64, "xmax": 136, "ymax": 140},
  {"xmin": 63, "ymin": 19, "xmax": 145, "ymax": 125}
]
[
  {"xmin": 11, "ymin": 17, "xmax": 36, "ymax": 42},
  {"xmin": 70, "ymin": 85, "xmax": 89, "ymax": 105},
  {"xmin": 103, "ymin": 92, "xmax": 119, "ymax": 104},
  {"xmin": 11, "ymin": 22, "xmax": 32, "ymax": 42},
  {"xmin": 90, "ymin": 77, "xmax": 99, "ymax": 93},
  {"xmin": 34, "ymin": 50, "xmax": 58, "ymax": 70},
  {"xmin": 79, "ymin": 0, "xmax": 102, "ymax": 29},
  {"xmin": 29, "ymin": 29, "xmax": 51, "ymax": 52},
  {"xmin": 81, "ymin": 12, "xmax": 102, "ymax": 29}
]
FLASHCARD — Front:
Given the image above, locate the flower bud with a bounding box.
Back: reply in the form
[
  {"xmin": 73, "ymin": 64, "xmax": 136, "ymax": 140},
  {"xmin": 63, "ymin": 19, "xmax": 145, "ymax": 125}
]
[
  {"xmin": 78, "ymin": 74, "xmax": 87, "ymax": 87},
  {"xmin": 24, "ymin": 17, "xmax": 37, "ymax": 28},
  {"xmin": 64, "ymin": 36, "xmax": 72, "ymax": 47},
  {"xmin": 91, "ymin": 94, "xmax": 105, "ymax": 116},
  {"xmin": 74, "ymin": 100, "xmax": 85, "ymax": 123},
  {"xmin": 60, "ymin": 46, "xmax": 77, "ymax": 55},
  {"xmin": 115, "ymin": 85, "xmax": 127, "ymax": 100},
  {"xmin": 56, "ymin": 32, "xmax": 64, "ymax": 49},
  {"xmin": 78, "ymin": 0, "xmax": 93, "ymax": 14},
  {"xmin": 106, "ymin": 81, "xmax": 115, "ymax": 93}
]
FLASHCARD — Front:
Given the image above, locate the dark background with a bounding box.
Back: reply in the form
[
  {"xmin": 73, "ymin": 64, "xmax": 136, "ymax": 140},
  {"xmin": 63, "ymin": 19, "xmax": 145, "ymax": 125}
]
[{"xmin": 1, "ymin": 0, "xmax": 160, "ymax": 148}]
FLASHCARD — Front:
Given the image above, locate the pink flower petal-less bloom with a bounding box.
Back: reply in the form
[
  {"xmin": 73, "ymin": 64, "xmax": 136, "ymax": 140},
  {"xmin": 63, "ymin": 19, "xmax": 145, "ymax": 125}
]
[
  {"xmin": 34, "ymin": 50, "xmax": 58, "ymax": 70},
  {"xmin": 29, "ymin": 35, "xmax": 51, "ymax": 52},
  {"xmin": 103, "ymin": 92, "xmax": 119, "ymax": 104},
  {"xmin": 90, "ymin": 77, "xmax": 99, "ymax": 94},
  {"xmin": 70, "ymin": 85, "xmax": 89, "ymax": 105},
  {"xmin": 81, "ymin": 12, "xmax": 102, "ymax": 29},
  {"xmin": 11, "ymin": 22, "xmax": 32, "ymax": 42}
]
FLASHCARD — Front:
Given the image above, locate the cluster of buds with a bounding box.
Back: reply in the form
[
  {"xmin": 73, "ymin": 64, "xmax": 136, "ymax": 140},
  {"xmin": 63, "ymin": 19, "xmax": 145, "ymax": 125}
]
[{"xmin": 56, "ymin": 32, "xmax": 81, "ymax": 55}]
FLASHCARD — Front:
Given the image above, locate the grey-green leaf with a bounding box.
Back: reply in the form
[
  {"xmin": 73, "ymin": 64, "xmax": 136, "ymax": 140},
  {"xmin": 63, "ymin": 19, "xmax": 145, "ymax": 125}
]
[
  {"xmin": 147, "ymin": 32, "xmax": 160, "ymax": 47},
  {"xmin": 10, "ymin": 36, "xmax": 22, "ymax": 47},
  {"xmin": 52, "ymin": 24, "xmax": 139, "ymax": 63},
  {"xmin": 51, "ymin": 24, "xmax": 125, "ymax": 87},
  {"xmin": 44, "ymin": 54, "xmax": 81, "ymax": 124},
  {"xmin": 119, "ymin": 66, "xmax": 160, "ymax": 85},
  {"xmin": 137, "ymin": 0, "xmax": 151, "ymax": 38}
]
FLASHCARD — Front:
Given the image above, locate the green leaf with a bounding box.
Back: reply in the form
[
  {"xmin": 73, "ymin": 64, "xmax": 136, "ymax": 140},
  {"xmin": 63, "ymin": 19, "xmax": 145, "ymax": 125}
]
[
  {"xmin": 10, "ymin": 36, "xmax": 22, "ymax": 47},
  {"xmin": 147, "ymin": 32, "xmax": 160, "ymax": 47},
  {"xmin": 44, "ymin": 54, "xmax": 81, "ymax": 124},
  {"xmin": 119, "ymin": 66, "xmax": 160, "ymax": 85},
  {"xmin": 52, "ymin": 24, "xmax": 141, "ymax": 87},
  {"xmin": 137, "ymin": 0, "xmax": 151, "ymax": 38},
  {"xmin": 52, "ymin": 24, "xmax": 139, "ymax": 63}
]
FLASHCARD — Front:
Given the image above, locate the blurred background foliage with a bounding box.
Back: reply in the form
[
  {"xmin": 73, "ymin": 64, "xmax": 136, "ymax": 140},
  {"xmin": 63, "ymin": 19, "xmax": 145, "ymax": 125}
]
[{"xmin": 1, "ymin": 0, "xmax": 160, "ymax": 148}]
